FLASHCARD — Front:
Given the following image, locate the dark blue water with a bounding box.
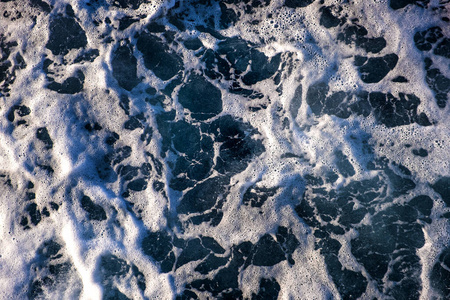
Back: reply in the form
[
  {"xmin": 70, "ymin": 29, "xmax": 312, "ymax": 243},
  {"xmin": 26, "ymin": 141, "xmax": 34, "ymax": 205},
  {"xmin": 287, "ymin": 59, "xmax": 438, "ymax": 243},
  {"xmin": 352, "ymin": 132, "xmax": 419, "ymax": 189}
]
[{"xmin": 0, "ymin": 0, "xmax": 449, "ymax": 299}]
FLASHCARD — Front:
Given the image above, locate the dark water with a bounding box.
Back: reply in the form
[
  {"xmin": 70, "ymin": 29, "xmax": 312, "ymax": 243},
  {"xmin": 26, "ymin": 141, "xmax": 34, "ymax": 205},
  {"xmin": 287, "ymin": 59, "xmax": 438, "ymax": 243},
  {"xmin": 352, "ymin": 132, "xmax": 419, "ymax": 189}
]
[{"xmin": 0, "ymin": 0, "xmax": 449, "ymax": 299}]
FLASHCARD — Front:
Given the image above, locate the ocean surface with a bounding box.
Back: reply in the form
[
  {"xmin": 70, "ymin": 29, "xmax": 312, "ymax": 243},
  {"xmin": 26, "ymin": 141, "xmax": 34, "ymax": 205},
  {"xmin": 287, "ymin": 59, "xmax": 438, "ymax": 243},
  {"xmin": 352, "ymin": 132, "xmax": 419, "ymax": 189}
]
[{"xmin": 0, "ymin": 0, "xmax": 449, "ymax": 299}]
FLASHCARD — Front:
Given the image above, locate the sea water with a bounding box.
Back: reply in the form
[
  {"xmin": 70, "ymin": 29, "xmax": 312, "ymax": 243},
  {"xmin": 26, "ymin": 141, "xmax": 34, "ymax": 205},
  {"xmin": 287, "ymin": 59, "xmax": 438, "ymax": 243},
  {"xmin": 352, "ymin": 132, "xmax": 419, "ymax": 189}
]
[{"xmin": 0, "ymin": 0, "xmax": 449, "ymax": 299}]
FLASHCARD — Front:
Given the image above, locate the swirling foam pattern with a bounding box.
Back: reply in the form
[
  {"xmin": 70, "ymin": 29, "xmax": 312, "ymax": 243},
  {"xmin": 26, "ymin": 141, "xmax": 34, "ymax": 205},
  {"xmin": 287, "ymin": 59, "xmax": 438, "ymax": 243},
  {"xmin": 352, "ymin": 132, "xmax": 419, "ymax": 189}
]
[{"xmin": 0, "ymin": 0, "xmax": 449, "ymax": 299}]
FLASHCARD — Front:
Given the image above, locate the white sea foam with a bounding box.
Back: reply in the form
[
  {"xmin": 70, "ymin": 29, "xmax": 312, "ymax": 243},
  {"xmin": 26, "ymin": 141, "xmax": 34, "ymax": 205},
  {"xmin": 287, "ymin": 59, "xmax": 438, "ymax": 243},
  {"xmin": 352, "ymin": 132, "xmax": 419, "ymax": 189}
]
[{"xmin": 0, "ymin": 0, "xmax": 449, "ymax": 298}]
